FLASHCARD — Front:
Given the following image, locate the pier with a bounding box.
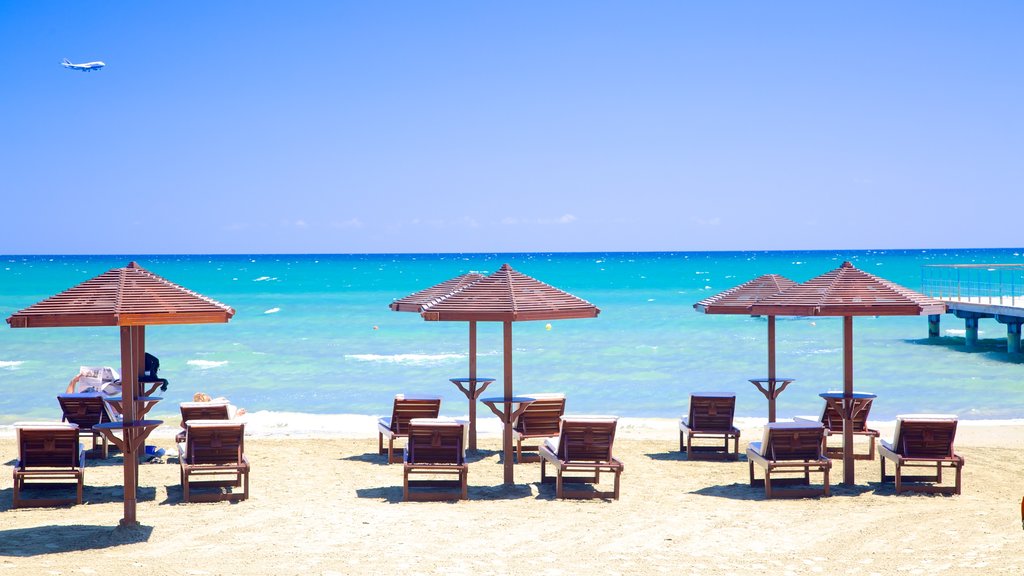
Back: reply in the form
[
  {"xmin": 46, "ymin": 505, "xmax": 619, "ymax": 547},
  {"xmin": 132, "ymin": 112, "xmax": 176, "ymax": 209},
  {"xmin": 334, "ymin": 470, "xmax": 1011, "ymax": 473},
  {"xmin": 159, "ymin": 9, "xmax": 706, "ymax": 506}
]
[{"xmin": 921, "ymin": 264, "xmax": 1024, "ymax": 354}]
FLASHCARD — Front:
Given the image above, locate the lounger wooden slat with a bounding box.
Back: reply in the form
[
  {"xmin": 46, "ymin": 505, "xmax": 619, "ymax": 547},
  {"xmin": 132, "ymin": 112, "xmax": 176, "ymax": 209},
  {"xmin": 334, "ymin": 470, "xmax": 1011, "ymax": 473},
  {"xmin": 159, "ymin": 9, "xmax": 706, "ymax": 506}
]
[
  {"xmin": 378, "ymin": 395, "xmax": 442, "ymax": 464},
  {"xmin": 539, "ymin": 416, "xmax": 624, "ymax": 500},
  {"xmin": 679, "ymin": 392, "xmax": 741, "ymax": 460},
  {"xmin": 58, "ymin": 393, "xmax": 113, "ymax": 459},
  {"xmin": 175, "ymin": 401, "xmax": 231, "ymax": 443},
  {"xmin": 512, "ymin": 393, "xmax": 565, "ymax": 463},
  {"xmin": 178, "ymin": 420, "xmax": 250, "ymax": 503},
  {"xmin": 879, "ymin": 414, "xmax": 963, "ymax": 495},
  {"xmin": 747, "ymin": 422, "xmax": 831, "ymax": 499},
  {"xmin": 12, "ymin": 423, "xmax": 85, "ymax": 508},
  {"xmin": 403, "ymin": 418, "xmax": 468, "ymax": 501}
]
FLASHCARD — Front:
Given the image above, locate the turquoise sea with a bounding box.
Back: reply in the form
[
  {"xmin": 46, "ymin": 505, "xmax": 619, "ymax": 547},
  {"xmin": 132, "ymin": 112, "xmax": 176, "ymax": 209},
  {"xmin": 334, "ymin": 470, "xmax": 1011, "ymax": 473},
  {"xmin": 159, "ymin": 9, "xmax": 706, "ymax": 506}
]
[{"xmin": 0, "ymin": 250, "xmax": 1022, "ymax": 425}]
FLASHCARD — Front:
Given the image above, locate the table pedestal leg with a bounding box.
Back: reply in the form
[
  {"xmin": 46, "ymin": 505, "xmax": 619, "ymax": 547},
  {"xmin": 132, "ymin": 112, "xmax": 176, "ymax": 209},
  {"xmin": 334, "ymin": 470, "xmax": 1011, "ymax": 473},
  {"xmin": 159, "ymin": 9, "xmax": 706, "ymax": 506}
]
[{"xmin": 451, "ymin": 379, "xmax": 492, "ymax": 452}]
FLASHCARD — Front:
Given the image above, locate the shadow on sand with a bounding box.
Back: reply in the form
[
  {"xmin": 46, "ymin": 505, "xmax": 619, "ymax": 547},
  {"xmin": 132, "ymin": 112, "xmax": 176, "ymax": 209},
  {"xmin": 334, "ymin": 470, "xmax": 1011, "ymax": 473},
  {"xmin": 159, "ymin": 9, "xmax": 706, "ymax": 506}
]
[
  {"xmin": 356, "ymin": 482, "xmax": 535, "ymax": 503},
  {"xmin": 692, "ymin": 481, "xmax": 873, "ymax": 501},
  {"xmin": 0, "ymin": 486, "xmax": 157, "ymax": 512},
  {"xmin": 0, "ymin": 523, "xmax": 153, "ymax": 556},
  {"xmin": 645, "ymin": 451, "xmax": 748, "ymax": 463}
]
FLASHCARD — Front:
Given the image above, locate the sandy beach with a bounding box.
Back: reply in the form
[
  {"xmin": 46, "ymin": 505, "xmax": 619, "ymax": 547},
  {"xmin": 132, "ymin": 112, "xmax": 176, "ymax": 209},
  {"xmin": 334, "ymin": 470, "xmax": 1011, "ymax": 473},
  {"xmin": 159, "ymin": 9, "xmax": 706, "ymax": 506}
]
[{"xmin": 0, "ymin": 417, "xmax": 1022, "ymax": 575}]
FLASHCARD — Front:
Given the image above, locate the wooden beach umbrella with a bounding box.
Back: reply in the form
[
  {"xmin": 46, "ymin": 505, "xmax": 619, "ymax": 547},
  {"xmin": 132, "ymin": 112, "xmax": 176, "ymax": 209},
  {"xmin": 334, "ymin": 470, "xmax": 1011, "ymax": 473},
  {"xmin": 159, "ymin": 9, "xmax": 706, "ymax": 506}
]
[
  {"xmin": 750, "ymin": 261, "xmax": 946, "ymax": 485},
  {"xmin": 694, "ymin": 274, "xmax": 798, "ymax": 422},
  {"xmin": 419, "ymin": 264, "xmax": 600, "ymax": 485},
  {"xmin": 390, "ymin": 272, "xmax": 487, "ymax": 449},
  {"xmin": 6, "ymin": 262, "xmax": 235, "ymax": 526}
]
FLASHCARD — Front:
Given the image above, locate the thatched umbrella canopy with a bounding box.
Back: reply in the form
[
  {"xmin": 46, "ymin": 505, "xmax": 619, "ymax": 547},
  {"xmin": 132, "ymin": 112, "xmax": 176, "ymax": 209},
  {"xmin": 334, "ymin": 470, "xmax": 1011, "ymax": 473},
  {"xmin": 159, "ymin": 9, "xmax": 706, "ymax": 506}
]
[
  {"xmin": 419, "ymin": 264, "xmax": 600, "ymax": 485},
  {"xmin": 694, "ymin": 274, "xmax": 799, "ymax": 420},
  {"xmin": 750, "ymin": 261, "xmax": 946, "ymax": 484},
  {"xmin": 390, "ymin": 272, "xmax": 488, "ymax": 449},
  {"xmin": 7, "ymin": 262, "xmax": 235, "ymax": 525}
]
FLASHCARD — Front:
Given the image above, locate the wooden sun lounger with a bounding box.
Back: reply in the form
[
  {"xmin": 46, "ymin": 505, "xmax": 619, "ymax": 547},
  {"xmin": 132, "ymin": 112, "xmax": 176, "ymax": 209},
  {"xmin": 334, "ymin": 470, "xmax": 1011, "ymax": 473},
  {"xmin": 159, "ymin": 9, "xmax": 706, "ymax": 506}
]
[
  {"xmin": 679, "ymin": 392, "xmax": 741, "ymax": 460},
  {"xmin": 178, "ymin": 420, "xmax": 250, "ymax": 503},
  {"xmin": 879, "ymin": 414, "xmax": 963, "ymax": 495},
  {"xmin": 403, "ymin": 418, "xmax": 468, "ymax": 501},
  {"xmin": 12, "ymin": 422, "xmax": 85, "ymax": 508},
  {"xmin": 378, "ymin": 394, "xmax": 442, "ymax": 464},
  {"xmin": 747, "ymin": 421, "xmax": 831, "ymax": 499},
  {"xmin": 58, "ymin": 393, "xmax": 113, "ymax": 459},
  {"xmin": 512, "ymin": 393, "xmax": 565, "ymax": 463},
  {"xmin": 175, "ymin": 401, "xmax": 232, "ymax": 443},
  {"xmin": 539, "ymin": 416, "xmax": 624, "ymax": 500}
]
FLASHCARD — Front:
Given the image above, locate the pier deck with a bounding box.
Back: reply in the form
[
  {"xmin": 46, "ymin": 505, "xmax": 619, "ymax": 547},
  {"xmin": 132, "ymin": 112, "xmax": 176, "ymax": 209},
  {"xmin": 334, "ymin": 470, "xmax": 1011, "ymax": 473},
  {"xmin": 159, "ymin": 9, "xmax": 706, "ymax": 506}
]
[{"xmin": 922, "ymin": 264, "xmax": 1024, "ymax": 353}]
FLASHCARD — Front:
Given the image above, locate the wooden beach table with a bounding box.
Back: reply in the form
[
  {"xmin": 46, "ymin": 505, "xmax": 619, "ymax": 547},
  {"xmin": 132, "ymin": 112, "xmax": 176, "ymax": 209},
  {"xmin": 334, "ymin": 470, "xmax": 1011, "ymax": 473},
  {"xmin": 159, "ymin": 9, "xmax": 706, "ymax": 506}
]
[
  {"xmin": 749, "ymin": 377, "xmax": 794, "ymax": 423},
  {"xmin": 481, "ymin": 395, "xmax": 536, "ymax": 465},
  {"xmin": 449, "ymin": 376, "xmax": 495, "ymax": 452}
]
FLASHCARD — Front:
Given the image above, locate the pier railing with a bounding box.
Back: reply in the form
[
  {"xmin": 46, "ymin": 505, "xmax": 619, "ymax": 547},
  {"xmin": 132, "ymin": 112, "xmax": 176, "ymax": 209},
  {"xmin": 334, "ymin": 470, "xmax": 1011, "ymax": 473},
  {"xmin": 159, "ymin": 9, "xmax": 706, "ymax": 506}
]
[{"xmin": 922, "ymin": 264, "xmax": 1024, "ymax": 307}]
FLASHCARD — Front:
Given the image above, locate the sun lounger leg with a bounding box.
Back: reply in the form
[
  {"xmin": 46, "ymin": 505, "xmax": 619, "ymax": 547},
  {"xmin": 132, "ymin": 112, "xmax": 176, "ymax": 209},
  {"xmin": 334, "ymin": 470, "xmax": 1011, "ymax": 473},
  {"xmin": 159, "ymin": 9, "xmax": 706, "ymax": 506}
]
[
  {"xmin": 935, "ymin": 462, "xmax": 942, "ymax": 483},
  {"xmin": 764, "ymin": 469, "xmax": 772, "ymax": 499},
  {"xmin": 556, "ymin": 470, "xmax": 564, "ymax": 499},
  {"xmin": 823, "ymin": 466, "xmax": 830, "ymax": 497}
]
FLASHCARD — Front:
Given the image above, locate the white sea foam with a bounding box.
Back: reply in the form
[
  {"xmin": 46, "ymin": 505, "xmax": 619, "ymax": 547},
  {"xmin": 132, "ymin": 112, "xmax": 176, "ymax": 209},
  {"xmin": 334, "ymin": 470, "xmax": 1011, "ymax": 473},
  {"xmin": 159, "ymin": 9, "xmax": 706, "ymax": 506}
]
[
  {"xmin": 0, "ymin": 361, "xmax": 24, "ymax": 370},
  {"xmin": 264, "ymin": 307, "xmax": 281, "ymax": 314},
  {"xmin": 253, "ymin": 276, "xmax": 277, "ymax": 282},
  {"xmin": 187, "ymin": 359, "xmax": 229, "ymax": 369},
  {"xmin": 944, "ymin": 329, "xmax": 984, "ymax": 337},
  {"xmin": 345, "ymin": 353, "xmax": 464, "ymax": 366}
]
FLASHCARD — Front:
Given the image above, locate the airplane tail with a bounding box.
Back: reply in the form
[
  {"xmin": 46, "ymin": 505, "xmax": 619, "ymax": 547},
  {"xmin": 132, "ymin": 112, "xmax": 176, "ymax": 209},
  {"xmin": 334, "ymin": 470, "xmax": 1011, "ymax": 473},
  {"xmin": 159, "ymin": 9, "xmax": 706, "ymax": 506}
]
[{"xmin": 62, "ymin": 58, "xmax": 70, "ymax": 66}]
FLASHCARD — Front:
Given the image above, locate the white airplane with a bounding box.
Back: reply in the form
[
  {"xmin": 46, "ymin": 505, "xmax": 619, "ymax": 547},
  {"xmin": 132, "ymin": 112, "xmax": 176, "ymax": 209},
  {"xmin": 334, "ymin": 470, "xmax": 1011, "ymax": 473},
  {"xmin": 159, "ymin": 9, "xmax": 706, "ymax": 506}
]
[{"xmin": 62, "ymin": 58, "xmax": 105, "ymax": 72}]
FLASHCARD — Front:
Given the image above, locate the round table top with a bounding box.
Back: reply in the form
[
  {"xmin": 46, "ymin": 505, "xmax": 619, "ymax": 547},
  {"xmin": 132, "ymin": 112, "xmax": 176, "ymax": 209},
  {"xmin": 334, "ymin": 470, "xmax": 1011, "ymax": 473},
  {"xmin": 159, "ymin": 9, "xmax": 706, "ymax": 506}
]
[
  {"xmin": 104, "ymin": 396, "xmax": 163, "ymax": 403},
  {"xmin": 450, "ymin": 377, "xmax": 496, "ymax": 384},
  {"xmin": 94, "ymin": 419, "xmax": 163, "ymax": 430},
  {"xmin": 819, "ymin": 391, "xmax": 877, "ymax": 400},
  {"xmin": 748, "ymin": 377, "xmax": 795, "ymax": 384},
  {"xmin": 480, "ymin": 396, "xmax": 536, "ymax": 405}
]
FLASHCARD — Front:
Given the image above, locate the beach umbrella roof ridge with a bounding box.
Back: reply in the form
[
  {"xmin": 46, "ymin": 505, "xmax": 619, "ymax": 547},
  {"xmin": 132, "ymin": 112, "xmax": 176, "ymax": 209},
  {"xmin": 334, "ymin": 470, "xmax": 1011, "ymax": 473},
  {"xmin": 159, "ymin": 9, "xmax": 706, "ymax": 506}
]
[
  {"xmin": 420, "ymin": 263, "xmax": 600, "ymax": 322},
  {"xmin": 389, "ymin": 272, "xmax": 485, "ymax": 313},
  {"xmin": 7, "ymin": 262, "xmax": 236, "ymax": 328},
  {"xmin": 749, "ymin": 261, "xmax": 947, "ymax": 317},
  {"xmin": 694, "ymin": 274, "xmax": 799, "ymax": 314}
]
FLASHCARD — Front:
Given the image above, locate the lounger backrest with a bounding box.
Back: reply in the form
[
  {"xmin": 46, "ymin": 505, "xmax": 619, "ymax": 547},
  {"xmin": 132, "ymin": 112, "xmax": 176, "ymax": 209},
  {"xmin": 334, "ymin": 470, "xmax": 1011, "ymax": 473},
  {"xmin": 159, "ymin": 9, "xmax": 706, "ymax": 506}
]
[
  {"xmin": 688, "ymin": 392, "xmax": 736, "ymax": 431},
  {"xmin": 179, "ymin": 401, "xmax": 231, "ymax": 428},
  {"xmin": 514, "ymin": 393, "xmax": 566, "ymax": 436},
  {"xmin": 818, "ymin": 393, "xmax": 874, "ymax": 433},
  {"xmin": 761, "ymin": 422, "xmax": 825, "ymax": 461},
  {"xmin": 58, "ymin": 393, "xmax": 112, "ymax": 428},
  {"xmin": 406, "ymin": 418, "xmax": 464, "ymax": 465},
  {"xmin": 184, "ymin": 420, "xmax": 245, "ymax": 466},
  {"xmin": 556, "ymin": 416, "xmax": 618, "ymax": 463},
  {"xmin": 892, "ymin": 415, "xmax": 958, "ymax": 458},
  {"xmin": 389, "ymin": 395, "xmax": 442, "ymax": 435},
  {"xmin": 16, "ymin": 424, "xmax": 82, "ymax": 469}
]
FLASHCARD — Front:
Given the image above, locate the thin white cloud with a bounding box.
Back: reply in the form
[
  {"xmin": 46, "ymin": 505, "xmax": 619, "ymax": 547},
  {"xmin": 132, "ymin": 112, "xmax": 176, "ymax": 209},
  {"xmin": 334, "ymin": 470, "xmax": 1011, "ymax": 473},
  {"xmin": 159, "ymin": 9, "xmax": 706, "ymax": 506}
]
[
  {"xmin": 501, "ymin": 214, "xmax": 578, "ymax": 225},
  {"xmin": 332, "ymin": 218, "xmax": 364, "ymax": 229}
]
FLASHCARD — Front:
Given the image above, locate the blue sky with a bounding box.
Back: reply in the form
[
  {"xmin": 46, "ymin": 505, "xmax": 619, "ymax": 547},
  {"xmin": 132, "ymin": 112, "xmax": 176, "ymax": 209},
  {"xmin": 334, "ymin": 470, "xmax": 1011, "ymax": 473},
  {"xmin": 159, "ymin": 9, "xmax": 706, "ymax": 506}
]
[{"xmin": 2, "ymin": 2, "xmax": 1021, "ymax": 254}]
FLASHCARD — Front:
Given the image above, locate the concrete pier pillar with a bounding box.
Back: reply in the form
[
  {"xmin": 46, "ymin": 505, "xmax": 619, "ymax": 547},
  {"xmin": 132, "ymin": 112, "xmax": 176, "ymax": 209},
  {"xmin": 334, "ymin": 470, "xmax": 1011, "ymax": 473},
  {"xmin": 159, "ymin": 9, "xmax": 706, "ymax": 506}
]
[
  {"xmin": 1007, "ymin": 322, "xmax": 1022, "ymax": 355},
  {"xmin": 928, "ymin": 314, "xmax": 941, "ymax": 338},
  {"xmin": 964, "ymin": 317, "xmax": 979, "ymax": 349}
]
